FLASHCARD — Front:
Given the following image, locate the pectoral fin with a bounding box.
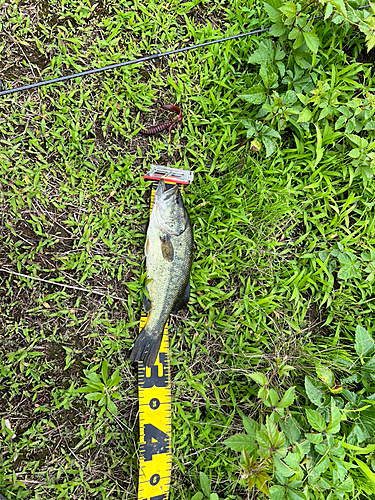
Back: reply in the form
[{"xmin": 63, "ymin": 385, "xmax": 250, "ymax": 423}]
[
  {"xmin": 160, "ymin": 233, "xmax": 174, "ymax": 262},
  {"xmin": 172, "ymin": 281, "xmax": 190, "ymax": 313}
]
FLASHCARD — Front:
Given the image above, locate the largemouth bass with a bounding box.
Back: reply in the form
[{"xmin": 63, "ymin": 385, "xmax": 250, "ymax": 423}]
[{"xmin": 130, "ymin": 179, "xmax": 193, "ymax": 367}]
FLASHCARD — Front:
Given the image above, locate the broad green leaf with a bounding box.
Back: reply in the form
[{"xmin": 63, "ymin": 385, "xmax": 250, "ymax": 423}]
[
  {"xmin": 210, "ymin": 494, "xmax": 219, "ymax": 500},
  {"xmin": 107, "ymin": 398, "xmax": 118, "ymax": 415},
  {"xmin": 256, "ymin": 471, "xmax": 271, "ymax": 495},
  {"xmin": 294, "ymin": 53, "xmax": 313, "ymax": 70},
  {"xmin": 288, "ymin": 27, "xmax": 299, "ymax": 41},
  {"xmin": 279, "ymin": 2, "xmax": 296, "ymax": 17},
  {"xmin": 78, "ymin": 384, "xmax": 102, "ymax": 393},
  {"xmin": 223, "ymin": 433, "xmax": 257, "ymax": 452},
  {"xmin": 279, "ymin": 416, "xmax": 301, "ymax": 444},
  {"xmin": 287, "ymin": 489, "xmax": 305, "ymax": 500},
  {"xmin": 248, "ymin": 40, "xmax": 277, "ymax": 65},
  {"xmin": 305, "ymin": 433, "xmax": 323, "ymax": 444},
  {"xmin": 264, "ymin": 128, "xmax": 281, "ymax": 139},
  {"xmin": 284, "ymin": 452, "xmax": 302, "ymax": 469},
  {"xmin": 325, "ymin": 2, "xmax": 333, "ymax": 19},
  {"xmin": 274, "ymin": 456, "xmax": 295, "ymax": 478},
  {"xmin": 269, "ymin": 484, "xmax": 285, "ymax": 500},
  {"xmin": 292, "ymin": 32, "xmax": 305, "ymax": 50},
  {"xmin": 243, "ymin": 119, "xmax": 257, "ymax": 136},
  {"xmin": 87, "ymin": 372, "xmax": 102, "ymax": 385},
  {"xmin": 315, "ymin": 455, "xmax": 330, "ymax": 476},
  {"xmin": 242, "ymin": 416, "xmax": 258, "ymax": 439},
  {"xmin": 269, "ymin": 23, "xmax": 287, "ymax": 36},
  {"xmin": 316, "ymin": 367, "xmax": 334, "ymax": 387},
  {"xmin": 331, "ymin": 456, "xmax": 350, "ymax": 482},
  {"xmin": 295, "ymin": 440, "xmax": 310, "ymax": 457},
  {"xmin": 266, "ymin": 0, "xmax": 283, "ymax": 7},
  {"xmin": 348, "ymin": 148, "xmax": 361, "ymax": 159},
  {"xmin": 297, "ymin": 108, "xmax": 312, "ymax": 123},
  {"xmin": 337, "ymin": 255, "xmax": 361, "ymax": 279},
  {"xmin": 267, "ymin": 388, "xmax": 279, "ymax": 407},
  {"xmin": 335, "ymin": 115, "xmax": 347, "ymax": 129},
  {"xmin": 240, "ymin": 84, "xmax": 266, "ymax": 105},
  {"xmin": 276, "ymin": 60, "xmax": 285, "ymax": 76},
  {"xmin": 317, "ymin": 477, "xmax": 331, "ymax": 490},
  {"xmin": 266, "ymin": 416, "xmax": 280, "ymax": 445},
  {"xmin": 277, "ymin": 387, "xmax": 295, "ymax": 408},
  {"xmin": 264, "ymin": 3, "xmax": 281, "ymax": 22},
  {"xmin": 347, "ymin": 133, "xmax": 368, "ymax": 148},
  {"xmin": 335, "ymin": 476, "xmax": 354, "ymax": 493},
  {"xmin": 85, "ymin": 392, "xmax": 102, "ymax": 401},
  {"xmin": 355, "ymin": 325, "xmax": 374, "ymax": 358},
  {"xmin": 331, "ymin": 0, "xmax": 347, "ymax": 16},
  {"xmin": 256, "ymin": 429, "xmax": 272, "ymax": 449},
  {"xmin": 275, "ymin": 447, "xmax": 288, "ymax": 458},
  {"xmin": 315, "ymin": 444, "xmax": 328, "ymax": 455},
  {"xmin": 327, "ymin": 400, "xmax": 341, "ymax": 434},
  {"xmin": 284, "ymin": 90, "xmax": 297, "ymax": 105},
  {"xmin": 260, "ymin": 62, "xmax": 278, "ymax": 89},
  {"xmin": 305, "ymin": 377, "xmax": 326, "ymax": 407},
  {"xmin": 263, "ymin": 136, "xmax": 277, "ymax": 157},
  {"xmin": 303, "ymin": 32, "xmax": 319, "ymax": 53},
  {"xmin": 191, "ymin": 493, "xmax": 204, "ymax": 500},
  {"xmin": 305, "ymin": 409, "xmax": 326, "ymax": 432},
  {"xmin": 362, "ymin": 354, "xmax": 375, "ymax": 373},
  {"xmin": 199, "ymin": 472, "xmax": 211, "ymax": 497},
  {"xmin": 367, "ymin": 33, "xmax": 375, "ymax": 52},
  {"xmin": 356, "ymin": 165, "xmax": 374, "ymax": 182},
  {"xmin": 109, "ymin": 369, "xmax": 121, "ymax": 387},
  {"xmin": 249, "ymin": 372, "xmax": 268, "ymax": 386}
]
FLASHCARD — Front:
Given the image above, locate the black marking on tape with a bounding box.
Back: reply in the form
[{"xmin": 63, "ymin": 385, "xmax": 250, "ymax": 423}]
[
  {"xmin": 141, "ymin": 424, "xmax": 170, "ymax": 461},
  {"xmin": 149, "ymin": 398, "xmax": 160, "ymax": 410},
  {"xmin": 139, "ymin": 353, "xmax": 169, "ymax": 389},
  {"xmin": 149, "ymin": 473, "xmax": 161, "ymax": 486}
]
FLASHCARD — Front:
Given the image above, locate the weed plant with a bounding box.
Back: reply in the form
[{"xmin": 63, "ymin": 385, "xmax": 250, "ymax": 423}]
[{"xmin": 0, "ymin": 0, "xmax": 375, "ymax": 499}]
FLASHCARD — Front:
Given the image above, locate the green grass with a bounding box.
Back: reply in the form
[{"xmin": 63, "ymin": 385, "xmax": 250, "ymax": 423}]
[{"xmin": 1, "ymin": 0, "xmax": 375, "ymax": 499}]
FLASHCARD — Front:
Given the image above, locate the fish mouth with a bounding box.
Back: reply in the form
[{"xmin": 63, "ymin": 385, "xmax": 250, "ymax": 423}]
[{"xmin": 155, "ymin": 179, "xmax": 179, "ymax": 204}]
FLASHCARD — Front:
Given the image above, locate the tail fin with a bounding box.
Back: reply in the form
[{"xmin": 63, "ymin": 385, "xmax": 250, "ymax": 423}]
[{"xmin": 129, "ymin": 327, "xmax": 163, "ymax": 367}]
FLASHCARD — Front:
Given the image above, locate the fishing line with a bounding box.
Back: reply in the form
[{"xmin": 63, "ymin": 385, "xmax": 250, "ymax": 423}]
[{"xmin": 0, "ymin": 4, "xmax": 370, "ymax": 97}]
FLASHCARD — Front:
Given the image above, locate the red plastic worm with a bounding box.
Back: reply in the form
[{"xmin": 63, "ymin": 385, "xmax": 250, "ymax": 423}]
[{"xmin": 139, "ymin": 104, "xmax": 182, "ymax": 136}]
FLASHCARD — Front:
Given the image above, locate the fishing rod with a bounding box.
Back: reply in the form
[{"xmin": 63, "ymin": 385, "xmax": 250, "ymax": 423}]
[
  {"xmin": 0, "ymin": 4, "xmax": 370, "ymax": 98},
  {"xmin": 0, "ymin": 28, "xmax": 270, "ymax": 97}
]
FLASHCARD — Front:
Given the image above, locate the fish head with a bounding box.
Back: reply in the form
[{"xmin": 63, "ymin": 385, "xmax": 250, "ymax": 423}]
[{"xmin": 152, "ymin": 179, "xmax": 189, "ymax": 236}]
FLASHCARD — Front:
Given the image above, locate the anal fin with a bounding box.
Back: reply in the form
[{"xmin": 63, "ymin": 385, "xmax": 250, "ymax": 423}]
[
  {"xmin": 172, "ymin": 281, "xmax": 190, "ymax": 313},
  {"xmin": 143, "ymin": 286, "xmax": 152, "ymax": 313}
]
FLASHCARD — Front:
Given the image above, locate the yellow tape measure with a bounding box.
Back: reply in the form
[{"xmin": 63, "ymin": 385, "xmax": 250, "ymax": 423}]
[{"xmin": 137, "ymin": 317, "xmax": 171, "ymax": 500}]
